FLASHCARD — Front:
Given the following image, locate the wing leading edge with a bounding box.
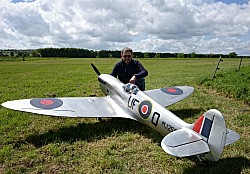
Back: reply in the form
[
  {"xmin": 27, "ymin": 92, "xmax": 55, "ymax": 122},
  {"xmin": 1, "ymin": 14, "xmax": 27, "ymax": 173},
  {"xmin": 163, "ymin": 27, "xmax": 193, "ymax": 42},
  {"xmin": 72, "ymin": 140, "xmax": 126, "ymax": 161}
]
[
  {"xmin": 1, "ymin": 97, "xmax": 135, "ymax": 120},
  {"xmin": 144, "ymin": 86, "xmax": 194, "ymax": 107}
]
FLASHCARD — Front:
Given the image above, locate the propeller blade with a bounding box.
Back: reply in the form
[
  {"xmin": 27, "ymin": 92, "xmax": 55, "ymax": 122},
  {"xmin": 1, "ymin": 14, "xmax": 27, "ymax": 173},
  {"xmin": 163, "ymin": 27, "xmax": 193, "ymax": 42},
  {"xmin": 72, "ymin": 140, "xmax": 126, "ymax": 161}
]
[{"xmin": 91, "ymin": 63, "xmax": 101, "ymax": 75}]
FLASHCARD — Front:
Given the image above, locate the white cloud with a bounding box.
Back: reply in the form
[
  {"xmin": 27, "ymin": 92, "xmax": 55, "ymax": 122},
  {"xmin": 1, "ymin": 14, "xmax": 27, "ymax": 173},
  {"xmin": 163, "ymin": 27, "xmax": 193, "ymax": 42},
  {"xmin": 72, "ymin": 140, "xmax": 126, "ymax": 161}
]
[{"xmin": 0, "ymin": 0, "xmax": 250, "ymax": 55}]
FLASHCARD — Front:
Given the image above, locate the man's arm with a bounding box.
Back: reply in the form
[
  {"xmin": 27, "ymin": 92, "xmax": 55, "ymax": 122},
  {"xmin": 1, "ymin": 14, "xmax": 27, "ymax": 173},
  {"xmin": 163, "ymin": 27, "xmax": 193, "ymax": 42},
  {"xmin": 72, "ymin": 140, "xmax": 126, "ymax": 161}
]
[{"xmin": 134, "ymin": 61, "xmax": 148, "ymax": 79}]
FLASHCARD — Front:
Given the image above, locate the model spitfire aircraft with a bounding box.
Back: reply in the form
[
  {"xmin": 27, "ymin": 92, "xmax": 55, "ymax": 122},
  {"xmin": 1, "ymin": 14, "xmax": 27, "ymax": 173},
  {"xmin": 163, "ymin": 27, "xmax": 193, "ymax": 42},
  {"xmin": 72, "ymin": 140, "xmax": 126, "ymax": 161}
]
[{"xmin": 1, "ymin": 64, "xmax": 240, "ymax": 162}]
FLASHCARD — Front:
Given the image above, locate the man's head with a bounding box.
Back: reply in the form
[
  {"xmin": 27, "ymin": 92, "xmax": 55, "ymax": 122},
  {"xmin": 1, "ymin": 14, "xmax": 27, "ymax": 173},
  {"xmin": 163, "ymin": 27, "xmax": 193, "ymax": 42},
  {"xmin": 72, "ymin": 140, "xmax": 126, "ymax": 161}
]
[{"xmin": 121, "ymin": 47, "xmax": 133, "ymax": 65}]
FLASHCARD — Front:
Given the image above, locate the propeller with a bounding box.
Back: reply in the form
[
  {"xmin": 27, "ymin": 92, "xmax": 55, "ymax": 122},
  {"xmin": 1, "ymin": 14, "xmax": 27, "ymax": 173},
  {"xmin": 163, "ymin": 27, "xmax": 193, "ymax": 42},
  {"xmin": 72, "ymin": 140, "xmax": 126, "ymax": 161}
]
[{"xmin": 91, "ymin": 63, "xmax": 101, "ymax": 76}]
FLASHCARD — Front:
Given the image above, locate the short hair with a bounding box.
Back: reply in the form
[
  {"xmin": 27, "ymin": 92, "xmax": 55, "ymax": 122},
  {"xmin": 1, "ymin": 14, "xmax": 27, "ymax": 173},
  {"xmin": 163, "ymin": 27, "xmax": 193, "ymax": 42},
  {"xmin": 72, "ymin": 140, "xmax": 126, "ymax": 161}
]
[{"xmin": 121, "ymin": 47, "xmax": 133, "ymax": 55}]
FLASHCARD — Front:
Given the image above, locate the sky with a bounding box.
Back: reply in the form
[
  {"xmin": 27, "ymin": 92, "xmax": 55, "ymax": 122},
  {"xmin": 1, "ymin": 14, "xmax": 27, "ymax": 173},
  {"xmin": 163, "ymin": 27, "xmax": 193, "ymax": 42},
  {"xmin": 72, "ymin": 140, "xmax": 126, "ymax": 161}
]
[{"xmin": 1, "ymin": 0, "xmax": 250, "ymax": 55}]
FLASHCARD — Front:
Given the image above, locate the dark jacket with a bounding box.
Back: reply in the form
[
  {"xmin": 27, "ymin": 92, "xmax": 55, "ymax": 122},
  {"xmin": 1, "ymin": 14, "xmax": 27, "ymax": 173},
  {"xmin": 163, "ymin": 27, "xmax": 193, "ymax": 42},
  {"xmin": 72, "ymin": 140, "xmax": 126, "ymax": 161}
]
[{"xmin": 110, "ymin": 59, "xmax": 148, "ymax": 84}]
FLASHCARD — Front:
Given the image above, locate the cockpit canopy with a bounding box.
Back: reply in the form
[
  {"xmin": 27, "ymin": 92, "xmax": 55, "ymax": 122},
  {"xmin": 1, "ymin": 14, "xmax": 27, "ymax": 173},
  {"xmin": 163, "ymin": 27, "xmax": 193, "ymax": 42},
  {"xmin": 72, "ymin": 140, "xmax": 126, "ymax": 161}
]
[{"xmin": 124, "ymin": 83, "xmax": 139, "ymax": 94}]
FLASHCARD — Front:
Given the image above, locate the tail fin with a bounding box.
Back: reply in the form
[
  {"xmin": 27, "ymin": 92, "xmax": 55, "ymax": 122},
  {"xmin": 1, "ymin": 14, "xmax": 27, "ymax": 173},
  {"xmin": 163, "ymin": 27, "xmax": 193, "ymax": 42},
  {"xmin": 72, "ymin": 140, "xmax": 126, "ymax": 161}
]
[
  {"xmin": 161, "ymin": 109, "xmax": 239, "ymax": 161},
  {"xmin": 193, "ymin": 109, "xmax": 239, "ymax": 161}
]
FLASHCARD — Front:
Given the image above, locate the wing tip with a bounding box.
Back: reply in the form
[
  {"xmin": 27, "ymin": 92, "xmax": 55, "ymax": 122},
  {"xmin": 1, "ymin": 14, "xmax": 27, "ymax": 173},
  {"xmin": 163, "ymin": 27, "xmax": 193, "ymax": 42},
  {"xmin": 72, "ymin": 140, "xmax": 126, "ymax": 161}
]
[{"xmin": 1, "ymin": 101, "xmax": 11, "ymax": 109}]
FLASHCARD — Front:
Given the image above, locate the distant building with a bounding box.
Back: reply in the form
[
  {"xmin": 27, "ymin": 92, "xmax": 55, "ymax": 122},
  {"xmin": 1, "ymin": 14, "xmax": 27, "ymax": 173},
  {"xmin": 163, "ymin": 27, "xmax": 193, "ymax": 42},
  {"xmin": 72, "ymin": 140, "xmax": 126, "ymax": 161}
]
[
  {"xmin": 0, "ymin": 49, "xmax": 33, "ymax": 57},
  {"xmin": 0, "ymin": 49, "xmax": 18, "ymax": 56}
]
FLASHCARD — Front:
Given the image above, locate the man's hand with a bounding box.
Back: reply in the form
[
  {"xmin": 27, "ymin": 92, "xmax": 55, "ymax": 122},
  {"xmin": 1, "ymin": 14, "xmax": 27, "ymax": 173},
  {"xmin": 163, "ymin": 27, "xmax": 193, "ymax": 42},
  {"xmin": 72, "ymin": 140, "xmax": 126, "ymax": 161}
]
[{"xmin": 129, "ymin": 75, "xmax": 136, "ymax": 84}]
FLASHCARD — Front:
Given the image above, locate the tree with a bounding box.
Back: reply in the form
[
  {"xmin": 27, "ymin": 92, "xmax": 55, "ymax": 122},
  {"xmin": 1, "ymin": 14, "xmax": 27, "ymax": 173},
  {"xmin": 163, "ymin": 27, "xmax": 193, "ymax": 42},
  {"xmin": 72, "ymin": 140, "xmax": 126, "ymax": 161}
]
[
  {"xmin": 10, "ymin": 51, "xmax": 14, "ymax": 57},
  {"xmin": 177, "ymin": 53, "xmax": 184, "ymax": 58},
  {"xmin": 191, "ymin": 52, "xmax": 196, "ymax": 58},
  {"xmin": 109, "ymin": 53, "xmax": 113, "ymax": 58},
  {"xmin": 155, "ymin": 53, "xmax": 161, "ymax": 58},
  {"xmin": 144, "ymin": 53, "xmax": 149, "ymax": 58},
  {"xmin": 228, "ymin": 52, "xmax": 238, "ymax": 58},
  {"xmin": 31, "ymin": 50, "xmax": 41, "ymax": 57}
]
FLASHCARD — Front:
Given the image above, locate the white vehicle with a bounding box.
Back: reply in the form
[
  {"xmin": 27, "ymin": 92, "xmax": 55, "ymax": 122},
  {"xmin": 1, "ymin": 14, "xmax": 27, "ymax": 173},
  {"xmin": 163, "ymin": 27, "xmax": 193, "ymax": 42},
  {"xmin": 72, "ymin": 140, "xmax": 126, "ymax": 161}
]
[{"xmin": 1, "ymin": 64, "xmax": 240, "ymax": 162}]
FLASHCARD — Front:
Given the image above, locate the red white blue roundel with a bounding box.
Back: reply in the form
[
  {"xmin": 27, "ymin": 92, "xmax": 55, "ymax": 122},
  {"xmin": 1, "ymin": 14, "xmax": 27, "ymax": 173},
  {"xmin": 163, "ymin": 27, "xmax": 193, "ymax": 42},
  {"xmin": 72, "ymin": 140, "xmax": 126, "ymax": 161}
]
[
  {"xmin": 139, "ymin": 100, "xmax": 152, "ymax": 119},
  {"xmin": 30, "ymin": 98, "xmax": 63, "ymax": 109},
  {"xmin": 160, "ymin": 87, "xmax": 183, "ymax": 95}
]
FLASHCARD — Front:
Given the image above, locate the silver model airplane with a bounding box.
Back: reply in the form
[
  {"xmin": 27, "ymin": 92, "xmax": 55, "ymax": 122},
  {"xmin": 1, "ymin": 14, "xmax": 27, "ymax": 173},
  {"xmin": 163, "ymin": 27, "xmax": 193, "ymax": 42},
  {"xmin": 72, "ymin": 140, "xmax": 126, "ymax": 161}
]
[{"xmin": 1, "ymin": 64, "xmax": 240, "ymax": 162}]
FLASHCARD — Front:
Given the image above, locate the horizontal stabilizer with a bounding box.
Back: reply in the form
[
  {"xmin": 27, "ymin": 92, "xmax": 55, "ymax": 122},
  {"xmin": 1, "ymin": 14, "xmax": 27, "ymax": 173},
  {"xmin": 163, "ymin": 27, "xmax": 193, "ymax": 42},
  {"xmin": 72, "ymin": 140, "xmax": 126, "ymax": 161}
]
[
  {"xmin": 225, "ymin": 129, "xmax": 240, "ymax": 146},
  {"xmin": 161, "ymin": 127, "xmax": 209, "ymax": 157}
]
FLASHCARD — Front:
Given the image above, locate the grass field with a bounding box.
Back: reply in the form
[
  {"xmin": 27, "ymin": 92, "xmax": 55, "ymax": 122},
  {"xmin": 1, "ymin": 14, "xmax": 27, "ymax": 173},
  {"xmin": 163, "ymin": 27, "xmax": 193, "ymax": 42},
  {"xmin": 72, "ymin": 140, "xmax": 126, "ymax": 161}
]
[{"xmin": 0, "ymin": 58, "xmax": 249, "ymax": 174}]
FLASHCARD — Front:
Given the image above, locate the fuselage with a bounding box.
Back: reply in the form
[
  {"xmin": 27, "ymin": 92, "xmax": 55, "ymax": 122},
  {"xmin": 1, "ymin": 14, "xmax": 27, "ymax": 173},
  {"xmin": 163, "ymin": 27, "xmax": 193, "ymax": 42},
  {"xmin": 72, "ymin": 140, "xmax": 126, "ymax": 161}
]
[{"xmin": 98, "ymin": 74, "xmax": 192, "ymax": 135}]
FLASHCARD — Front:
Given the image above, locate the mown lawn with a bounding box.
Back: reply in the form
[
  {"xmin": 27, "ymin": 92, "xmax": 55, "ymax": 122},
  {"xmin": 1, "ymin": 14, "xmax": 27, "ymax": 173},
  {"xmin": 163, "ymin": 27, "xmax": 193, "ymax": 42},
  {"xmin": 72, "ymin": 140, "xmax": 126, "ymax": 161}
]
[{"xmin": 0, "ymin": 58, "xmax": 249, "ymax": 174}]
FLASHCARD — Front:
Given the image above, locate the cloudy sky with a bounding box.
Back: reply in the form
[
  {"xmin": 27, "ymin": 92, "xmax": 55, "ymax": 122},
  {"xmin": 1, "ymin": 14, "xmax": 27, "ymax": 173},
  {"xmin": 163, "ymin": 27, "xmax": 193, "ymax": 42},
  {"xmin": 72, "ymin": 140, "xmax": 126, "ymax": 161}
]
[{"xmin": 1, "ymin": 0, "xmax": 250, "ymax": 55}]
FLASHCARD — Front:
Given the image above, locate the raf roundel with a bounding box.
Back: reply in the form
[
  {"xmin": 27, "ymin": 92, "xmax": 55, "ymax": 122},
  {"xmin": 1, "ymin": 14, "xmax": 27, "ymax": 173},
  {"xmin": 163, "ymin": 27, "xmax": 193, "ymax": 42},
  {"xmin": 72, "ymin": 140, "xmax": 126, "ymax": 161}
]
[
  {"xmin": 160, "ymin": 87, "xmax": 183, "ymax": 95},
  {"xmin": 139, "ymin": 100, "xmax": 152, "ymax": 119},
  {"xmin": 30, "ymin": 98, "xmax": 63, "ymax": 109}
]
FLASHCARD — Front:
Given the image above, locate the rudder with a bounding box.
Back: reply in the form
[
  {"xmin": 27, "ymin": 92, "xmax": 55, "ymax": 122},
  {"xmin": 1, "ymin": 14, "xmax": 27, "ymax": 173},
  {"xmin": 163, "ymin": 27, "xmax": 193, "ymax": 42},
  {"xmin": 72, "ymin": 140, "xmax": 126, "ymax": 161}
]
[{"xmin": 193, "ymin": 109, "xmax": 227, "ymax": 161}]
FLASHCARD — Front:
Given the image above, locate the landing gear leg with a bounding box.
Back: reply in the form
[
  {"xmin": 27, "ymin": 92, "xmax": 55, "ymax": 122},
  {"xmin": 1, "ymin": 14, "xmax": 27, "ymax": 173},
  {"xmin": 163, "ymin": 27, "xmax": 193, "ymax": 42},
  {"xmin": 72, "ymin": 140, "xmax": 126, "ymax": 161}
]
[{"xmin": 196, "ymin": 154, "xmax": 209, "ymax": 166}]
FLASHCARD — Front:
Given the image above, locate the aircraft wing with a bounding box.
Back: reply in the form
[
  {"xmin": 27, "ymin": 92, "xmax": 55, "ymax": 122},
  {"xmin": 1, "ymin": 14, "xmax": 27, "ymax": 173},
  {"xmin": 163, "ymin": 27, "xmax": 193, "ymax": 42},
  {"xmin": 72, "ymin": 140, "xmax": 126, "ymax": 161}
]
[
  {"xmin": 144, "ymin": 86, "xmax": 194, "ymax": 107},
  {"xmin": 1, "ymin": 97, "xmax": 135, "ymax": 120},
  {"xmin": 161, "ymin": 127, "xmax": 210, "ymax": 157}
]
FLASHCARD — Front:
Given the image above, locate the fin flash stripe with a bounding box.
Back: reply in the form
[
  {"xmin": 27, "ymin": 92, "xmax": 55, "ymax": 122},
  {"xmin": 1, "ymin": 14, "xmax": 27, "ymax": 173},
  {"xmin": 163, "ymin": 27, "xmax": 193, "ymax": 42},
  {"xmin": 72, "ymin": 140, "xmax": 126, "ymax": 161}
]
[{"xmin": 193, "ymin": 115, "xmax": 213, "ymax": 139}]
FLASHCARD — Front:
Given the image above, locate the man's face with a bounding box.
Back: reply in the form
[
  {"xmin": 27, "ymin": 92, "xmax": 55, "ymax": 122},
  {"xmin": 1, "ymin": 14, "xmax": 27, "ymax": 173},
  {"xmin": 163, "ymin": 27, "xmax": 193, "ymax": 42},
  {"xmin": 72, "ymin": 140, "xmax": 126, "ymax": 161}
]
[{"xmin": 122, "ymin": 50, "xmax": 132, "ymax": 65}]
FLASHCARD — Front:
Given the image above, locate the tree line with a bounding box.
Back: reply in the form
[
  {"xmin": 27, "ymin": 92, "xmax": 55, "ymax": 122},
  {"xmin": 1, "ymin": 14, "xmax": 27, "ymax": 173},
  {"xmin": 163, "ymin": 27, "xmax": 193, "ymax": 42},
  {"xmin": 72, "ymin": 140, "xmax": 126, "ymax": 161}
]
[
  {"xmin": 1, "ymin": 48, "xmax": 244, "ymax": 58},
  {"xmin": 34, "ymin": 48, "xmax": 241, "ymax": 58}
]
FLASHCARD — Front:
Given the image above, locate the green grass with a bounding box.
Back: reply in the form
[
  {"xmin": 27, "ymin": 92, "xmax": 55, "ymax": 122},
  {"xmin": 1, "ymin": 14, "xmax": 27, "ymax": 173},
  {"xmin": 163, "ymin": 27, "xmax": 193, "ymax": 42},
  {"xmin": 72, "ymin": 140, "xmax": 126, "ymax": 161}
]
[
  {"xmin": 0, "ymin": 58, "xmax": 249, "ymax": 173},
  {"xmin": 200, "ymin": 67, "xmax": 250, "ymax": 104}
]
